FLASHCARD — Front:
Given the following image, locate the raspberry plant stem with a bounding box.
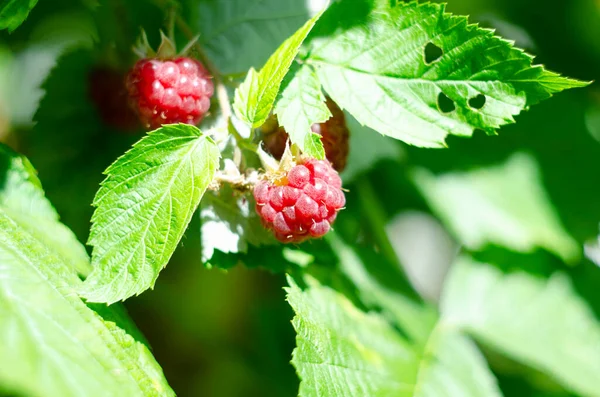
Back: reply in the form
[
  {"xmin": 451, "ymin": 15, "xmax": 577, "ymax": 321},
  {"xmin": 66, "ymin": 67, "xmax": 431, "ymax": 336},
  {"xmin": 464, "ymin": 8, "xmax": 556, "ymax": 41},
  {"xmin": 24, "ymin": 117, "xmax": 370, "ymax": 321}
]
[{"xmin": 228, "ymin": 120, "xmax": 258, "ymax": 152}]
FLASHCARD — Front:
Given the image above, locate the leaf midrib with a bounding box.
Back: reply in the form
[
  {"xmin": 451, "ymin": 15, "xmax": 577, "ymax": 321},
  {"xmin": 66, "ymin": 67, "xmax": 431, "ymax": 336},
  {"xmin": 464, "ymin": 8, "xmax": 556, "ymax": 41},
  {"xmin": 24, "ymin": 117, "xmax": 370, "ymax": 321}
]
[
  {"xmin": 308, "ymin": 58, "xmax": 542, "ymax": 86},
  {"xmin": 88, "ymin": 136, "xmax": 208, "ymax": 300}
]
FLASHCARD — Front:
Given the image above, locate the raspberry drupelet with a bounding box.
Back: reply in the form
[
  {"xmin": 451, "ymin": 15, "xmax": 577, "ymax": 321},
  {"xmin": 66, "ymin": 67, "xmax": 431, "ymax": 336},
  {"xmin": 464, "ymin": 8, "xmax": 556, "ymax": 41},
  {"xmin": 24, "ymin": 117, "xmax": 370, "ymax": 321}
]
[
  {"xmin": 126, "ymin": 57, "xmax": 214, "ymax": 129},
  {"xmin": 254, "ymin": 159, "xmax": 345, "ymax": 243}
]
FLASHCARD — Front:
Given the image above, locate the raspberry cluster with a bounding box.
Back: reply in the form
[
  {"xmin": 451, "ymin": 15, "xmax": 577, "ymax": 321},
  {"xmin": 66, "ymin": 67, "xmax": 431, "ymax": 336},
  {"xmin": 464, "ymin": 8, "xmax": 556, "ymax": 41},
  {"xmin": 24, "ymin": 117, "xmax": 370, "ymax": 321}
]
[
  {"xmin": 126, "ymin": 57, "xmax": 214, "ymax": 129},
  {"xmin": 262, "ymin": 98, "xmax": 350, "ymax": 171},
  {"xmin": 254, "ymin": 159, "xmax": 345, "ymax": 243}
]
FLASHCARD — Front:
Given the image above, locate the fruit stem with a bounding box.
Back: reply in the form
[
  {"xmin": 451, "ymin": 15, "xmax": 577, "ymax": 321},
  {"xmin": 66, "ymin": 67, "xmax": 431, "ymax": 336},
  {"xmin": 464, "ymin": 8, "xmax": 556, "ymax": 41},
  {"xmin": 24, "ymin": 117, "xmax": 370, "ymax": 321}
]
[{"xmin": 355, "ymin": 176, "xmax": 410, "ymax": 280}]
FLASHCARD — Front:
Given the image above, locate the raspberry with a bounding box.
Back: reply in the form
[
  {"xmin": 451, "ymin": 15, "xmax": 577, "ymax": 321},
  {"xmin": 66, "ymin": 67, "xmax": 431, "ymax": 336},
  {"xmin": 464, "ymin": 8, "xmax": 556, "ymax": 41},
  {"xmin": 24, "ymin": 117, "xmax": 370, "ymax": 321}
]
[
  {"xmin": 88, "ymin": 67, "xmax": 139, "ymax": 131},
  {"xmin": 262, "ymin": 98, "xmax": 350, "ymax": 171},
  {"xmin": 125, "ymin": 57, "xmax": 214, "ymax": 129},
  {"xmin": 254, "ymin": 159, "xmax": 345, "ymax": 243}
]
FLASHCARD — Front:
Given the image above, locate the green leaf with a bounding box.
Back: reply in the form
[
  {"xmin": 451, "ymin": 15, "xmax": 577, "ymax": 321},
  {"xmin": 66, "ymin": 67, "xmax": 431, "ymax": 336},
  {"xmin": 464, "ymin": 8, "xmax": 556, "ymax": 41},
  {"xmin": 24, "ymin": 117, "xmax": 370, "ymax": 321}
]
[
  {"xmin": 81, "ymin": 124, "xmax": 220, "ymax": 304},
  {"xmin": 304, "ymin": 132, "xmax": 326, "ymax": 159},
  {"xmin": 191, "ymin": 0, "xmax": 311, "ymax": 75},
  {"xmin": 0, "ymin": 0, "xmax": 38, "ymax": 31},
  {"xmin": 287, "ymin": 275, "xmax": 502, "ymax": 397},
  {"xmin": 0, "ymin": 209, "xmax": 174, "ymax": 397},
  {"xmin": 273, "ymin": 65, "xmax": 329, "ymax": 158},
  {"xmin": 0, "ymin": 145, "xmax": 153, "ymax": 355},
  {"xmin": 341, "ymin": 112, "xmax": 404, "ymax": 183},
  {"xmin": 413, "ymin": 153, "xmax": 579, "ymax": 262},
  {"xmin": 200, "ymin": 185, "xmax": 275, "ymax": 263},
  {"xmin": 234, "ymin": 11, "xmax": 323, "ymax": 128},
  {"xmin": 304, "ymin": 0, "xmax": 588, "ymax": 147},
  {"xmin": 324, "ymin": 232, "xmax": 434, "ymax": 343},
  {"xmin": 0, "ymin": 143, "xmax": 91, "ymax": 276},
  {"xmin": 31, "ymin": 50, "xmax": 141, "ymax": 240},
  {"xmin": 442, "ymin": 256, "xmax": 600, "ymax": 397}
]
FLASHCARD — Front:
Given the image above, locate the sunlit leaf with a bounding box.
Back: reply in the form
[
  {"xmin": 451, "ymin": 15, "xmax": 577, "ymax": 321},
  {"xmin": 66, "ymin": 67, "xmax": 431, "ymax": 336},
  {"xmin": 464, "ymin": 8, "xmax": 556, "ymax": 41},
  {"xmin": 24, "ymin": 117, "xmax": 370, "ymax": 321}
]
[
  {"xmin": 0, "ymin": 0, "xmax": 39, "ymax": 32},
  {"xmin": 442, "ymin": 256, "xmax": 600, "ymax": 397},
  {"xmin": 0, "ymin": 143, "xmax": 91, "ymax": 276},
  {"xmin": 234, "ymin": 11, "xmax": 323, "ymax": 128},
  {"xmin": 414, "ymin": 153, "xmax": 579, "ymax": 262},
  {"xmin": 0, "ymin": 210, "xmax": 174, "ymax": 397},
  {"xmin": 81, "ymin": 124, "xmax": 220, "ymax": 304},
  {"xmin": 273, "ymin": 65, "xmax": 329, "ymax": 158},
  {"xmin": 304, "ymin": 0, "xmax": 588, "ymax": 147}
]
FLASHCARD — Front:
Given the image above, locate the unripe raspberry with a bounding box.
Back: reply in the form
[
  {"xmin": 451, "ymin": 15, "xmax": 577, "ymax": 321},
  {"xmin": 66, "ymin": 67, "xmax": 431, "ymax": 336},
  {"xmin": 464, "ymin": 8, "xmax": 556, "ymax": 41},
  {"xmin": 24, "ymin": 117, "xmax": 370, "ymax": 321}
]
[
  {"xmin": 125, "ymin": 57, "xmax": 214, "ymax": 129},
  {"xmin": 262, "ymin": 98, "xmax": 350, "ymax": 171},
  {"xmin": 254, "ymin": 159, "xmax": 345, "ymax": 243}
]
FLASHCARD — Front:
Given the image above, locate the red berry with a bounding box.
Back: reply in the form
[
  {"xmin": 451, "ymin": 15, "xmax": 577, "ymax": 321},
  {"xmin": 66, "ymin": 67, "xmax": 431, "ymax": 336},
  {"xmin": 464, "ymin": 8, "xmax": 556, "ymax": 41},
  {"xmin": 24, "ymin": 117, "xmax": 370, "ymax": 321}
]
[
  {"xmin": 262, "ymin": 98, "xmax": 350, "ymax": 171},
  {"xmin": 253, "ymin": 159, "xmax": 345, "ymax": 244},
  {"xmin": 88, "ymin": 67, "xmax": 139, "ymax": 131},
  {"xmin": 125, "ymin": 57, "xmax": 214, "ymax": 129}
]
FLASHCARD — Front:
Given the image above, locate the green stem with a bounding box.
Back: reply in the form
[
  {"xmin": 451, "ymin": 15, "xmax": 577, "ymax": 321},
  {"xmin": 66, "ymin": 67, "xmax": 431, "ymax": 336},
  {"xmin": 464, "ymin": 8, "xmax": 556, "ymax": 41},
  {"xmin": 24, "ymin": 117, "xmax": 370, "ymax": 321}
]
[{"xmin": 228, "ymin": 121, "xmax": 258, "ymax": 152}]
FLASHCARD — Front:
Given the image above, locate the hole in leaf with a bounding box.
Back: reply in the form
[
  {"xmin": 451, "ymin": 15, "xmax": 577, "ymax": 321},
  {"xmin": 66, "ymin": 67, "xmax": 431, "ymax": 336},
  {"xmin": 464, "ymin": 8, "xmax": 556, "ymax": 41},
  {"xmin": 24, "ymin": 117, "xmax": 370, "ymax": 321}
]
[
  {"xmin": 424, "ymin": 42, "xmax": 443, "ymax": 64},
  {"xmin": 469, "ymin": 94, "xmax": 486, "ymax": 109},
  {"xmin": 437, "ymin": 92, "xmax": 455, "ymax": 113}
]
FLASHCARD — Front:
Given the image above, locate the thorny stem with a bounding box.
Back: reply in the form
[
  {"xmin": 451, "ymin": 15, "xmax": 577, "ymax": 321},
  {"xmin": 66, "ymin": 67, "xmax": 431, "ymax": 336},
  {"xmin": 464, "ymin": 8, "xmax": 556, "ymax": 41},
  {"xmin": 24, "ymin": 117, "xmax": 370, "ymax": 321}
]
[{"xmin": 210, "ymin": 170, "xmax": 260, "ymax": 193}]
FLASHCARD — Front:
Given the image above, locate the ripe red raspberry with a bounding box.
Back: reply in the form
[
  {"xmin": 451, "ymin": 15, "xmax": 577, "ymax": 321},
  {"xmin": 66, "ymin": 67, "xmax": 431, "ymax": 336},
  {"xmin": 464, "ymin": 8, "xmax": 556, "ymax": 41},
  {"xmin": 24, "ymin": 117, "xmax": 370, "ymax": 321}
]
[
  {"xmin": 125, "ymin": 57, "xmax": 214, "ymax": 129},
  {"xmin": 262, "ymin": 98, "xmax": 350, "ymax": 171},
  {"xmin": 254, "ymin": 159, "xmax": 345, "ymax": 243}
]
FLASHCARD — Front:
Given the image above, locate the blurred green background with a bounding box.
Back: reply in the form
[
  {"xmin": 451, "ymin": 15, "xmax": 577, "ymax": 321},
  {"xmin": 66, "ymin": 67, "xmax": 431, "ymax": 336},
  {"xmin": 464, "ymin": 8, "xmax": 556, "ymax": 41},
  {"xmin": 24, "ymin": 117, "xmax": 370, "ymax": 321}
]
[{"xmin": 1, "ymin": 0, "xmax": 599, "ymax": 396}]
